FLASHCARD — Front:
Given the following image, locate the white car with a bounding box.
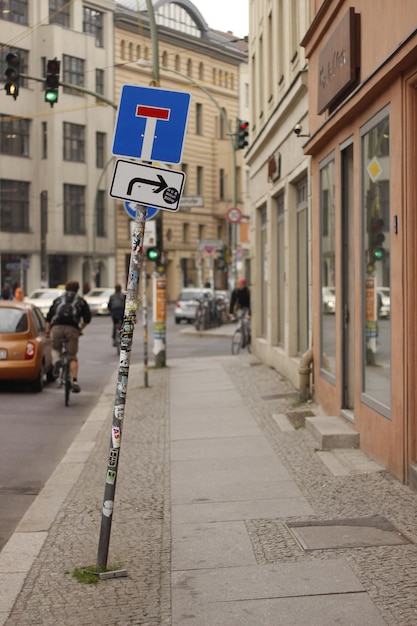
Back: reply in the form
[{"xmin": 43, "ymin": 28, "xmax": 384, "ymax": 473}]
[
  {"xmin": 24, "ymin": 288, "xmax": 65, "ymax": 317},
  {"xmin": 84, "ymin": 287, "xmax": 115, "ymax": 316}
]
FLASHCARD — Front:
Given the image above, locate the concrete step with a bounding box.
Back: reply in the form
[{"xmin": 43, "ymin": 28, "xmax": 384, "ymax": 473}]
[{"xmin": 305, "ymin": 415, "xmax": 359, "ymax": 450}]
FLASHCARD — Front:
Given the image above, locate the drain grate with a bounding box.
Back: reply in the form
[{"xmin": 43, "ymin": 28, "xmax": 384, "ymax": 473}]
[
  {"xmin": 286, "ymin": 410, "xmax": 315, "ymax": 429},
  {"xmin": 286, "ymin": 516, "xmax": 412, "ymax": 551}
]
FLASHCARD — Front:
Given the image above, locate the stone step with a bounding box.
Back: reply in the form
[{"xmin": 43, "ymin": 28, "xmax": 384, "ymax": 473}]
[{"xmin": 305, "ymin": 415, "xmax": 359, "ymax": 450}]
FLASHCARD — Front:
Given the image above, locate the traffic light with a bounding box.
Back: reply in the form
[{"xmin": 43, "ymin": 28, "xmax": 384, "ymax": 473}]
[
  {"xmin": 44, "ymin": 58, "xmax": 60, "ymax": 107},
  {"xmin": 370, "ymin": 217, "xmax": 386, "ymax": 261},
  {"xmin": 146, "ymin": 247, "xmax": 161, "ymax": 262},
  {"xmin": 236, "ymin": 119, "xmax": 249, "ymax": 150},
  {"xmin": 4, "ymin": 52, "xmax": 20, "ymax": 99}
]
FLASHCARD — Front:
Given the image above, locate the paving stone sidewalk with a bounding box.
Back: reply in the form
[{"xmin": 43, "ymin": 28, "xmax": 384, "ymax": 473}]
[{"xmin": 2, "ymin": 354, "xmax": 417, "ymax": 625}]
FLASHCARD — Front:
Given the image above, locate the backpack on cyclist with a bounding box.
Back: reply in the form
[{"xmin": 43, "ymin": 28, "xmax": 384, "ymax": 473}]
[{"xmin": 52, "ymin": 292, "xmax": 81, "ymax": 325}]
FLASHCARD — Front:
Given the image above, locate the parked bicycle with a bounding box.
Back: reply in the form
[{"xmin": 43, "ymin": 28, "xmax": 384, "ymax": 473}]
[
  {"xmin": 194, "ymin": 293, "xmax": 225, "ymax": 331},
  {"xmin": 56, "ymin": 337, "xmax": 72, "ymax": 406},
  {"xmin": 231, "ymin": 309, "xmax": 252, "ymax": 355}
]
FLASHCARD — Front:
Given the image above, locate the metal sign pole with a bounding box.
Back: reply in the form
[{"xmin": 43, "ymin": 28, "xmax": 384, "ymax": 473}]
[
  {"xmin": 142, "ymin": 258, "xmax": 149, "ymax": 388},
  {"xmin": 96, "ymin": 203, "xmax": 146, "ymax": 572}
]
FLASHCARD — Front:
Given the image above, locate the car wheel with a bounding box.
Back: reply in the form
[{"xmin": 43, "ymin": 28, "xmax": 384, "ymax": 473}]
[
  {"xmin": 175, "ymin": 317, "xmax": 181, "ymax": 324},
  {"xmin": 32, "ymin": 362, "xmax": 45, "ymax": 393},
  {"xmin": 46, "ymin": 366, "xmax": 56, "ymax": 383}
]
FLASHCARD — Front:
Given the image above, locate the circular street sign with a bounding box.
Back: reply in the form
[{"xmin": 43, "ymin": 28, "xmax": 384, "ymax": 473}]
[
  {"xmin": 226, "ymin": 207, "xmax": 242, "ymax": 223},
  {"xmin": 124, "ymin": 201, "xmax": 159, "ymax": 220}
]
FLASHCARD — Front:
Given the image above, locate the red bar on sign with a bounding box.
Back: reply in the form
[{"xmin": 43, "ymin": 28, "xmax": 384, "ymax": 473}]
[{"xmin": 136, "ymin": 105, "xmax": 170, "ymax": 120}]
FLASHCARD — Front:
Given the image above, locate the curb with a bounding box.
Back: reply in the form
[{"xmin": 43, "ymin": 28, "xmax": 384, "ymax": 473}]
[{"xmin": 0, "ymin": 371, "xmax": 116, "ymax": 625}]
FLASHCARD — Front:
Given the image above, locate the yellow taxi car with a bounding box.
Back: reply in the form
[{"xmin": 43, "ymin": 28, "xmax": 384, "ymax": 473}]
[{"xmin": 0, "ymin": 300, "xmax": 53, "ymax": 392}]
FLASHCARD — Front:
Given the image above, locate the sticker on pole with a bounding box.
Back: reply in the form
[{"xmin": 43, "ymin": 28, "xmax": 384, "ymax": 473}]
[
  {"xmin": 110, "ymin": 159, "xmax": 185, "ymax": 212},
  {"xmin": 112, "ymin": 85, "xmax": 191, "ymax": 164}
]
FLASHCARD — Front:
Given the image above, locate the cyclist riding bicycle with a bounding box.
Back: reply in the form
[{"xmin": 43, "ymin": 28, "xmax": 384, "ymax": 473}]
[
  {"xmin": 45, "ymin": 280, "xmax": 91, "ymax": 393},
  {"xmin": 229, "ymin": 278, "xmax": 251, "ymax": 321},
  {"xmin": 108, "ymin": 284, "xmax": 126, "ymax": 347}
]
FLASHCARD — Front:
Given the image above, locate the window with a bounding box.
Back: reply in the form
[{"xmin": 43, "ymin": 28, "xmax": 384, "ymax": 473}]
[
  {"xmin": 297, "ymin": 178, "xmax": 309, "ymax": 355},
  {"xmin": 96, "ymin": 190, "xmax": 106, "ymax": 237},
  {"xmin": 198, "ymin": 224, "xmax": 205, "ymax": 241},
  {"xmin": 95, "ymin": 69, "xmax": 104, "ymax": 96},
  {"xmin": 182, "ymin": 222, "xmax": 189, "ymax": 243},
  {"xmin": 63, "ymin": 122, "xmax": 85, "ymax": 162},
  {"xmin": 196, "ymin": 166, "xmax": 203, "ymax": 195},
  {"xmin": 0, "ymin": 45, "xmax": 28, "ymax": 88},
  {"xmin": 361, "ymin": 109, "xmax": 391, "ymax": 413},
  {"xmin": 319, "ymin": 157, "xmax": 336, "ymax": 376},
  {"xmin": 198, "ymin": 62, "xmax": 204, "ymax": 81},
  {"xmin": 83, "ymin": 6, "xmax": 103, "ymax": 47},
  {"xmin": 62, "ymin": 55, "xmax": 84, "ymax": 94},
  {"xmin": 42, "ymin": 122, "xmax": 47, "ymax": 159},
  {"xmin": 49, "ymin": 0, "xmax": 69, "ymax": 26},
  {"xmin": 187, "ymin": 58, "xmax": 192, "ymax": 77},
  {"xmin": 0, "ymin": 115, "xmax": 29, "ymax": 156},
  {"xmin": 96, "ymin": 132, "xmax": 106, "ymax": 168},
  {"xmin": 64, "ymin": 184, "xmax": 85, "ymax": 234},
  {"xmin": 0, "ymin": 0, "xmax": 27, "ymax": 24},
  {"xmin": 175, "ymin": 54, "xmax": 180, "ymax": 71},
  {"xmin": 219, "ymin": 169, "xmax": 225, "ymax": 200},
  {"xmin": 182, "ymin": 162, "xmax": 188, "ymax": 194},
  {"xmin": 0, "ymin": 179, "xmax": 29, "ymax": 232},
  {"xmin": 276, "ymin": 194, "xmax": 285, "ymax": 345},
  {"xmin": 195, "ymin": 102, "xmax": 202, "ymax": 135}
]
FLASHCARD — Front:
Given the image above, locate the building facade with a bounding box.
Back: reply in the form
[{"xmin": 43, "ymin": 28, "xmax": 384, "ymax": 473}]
[
  {"xmin": 0, "ymin": 0, "xmax": 117, "ymax": 295},
  {"xmin": 302, "ymin": 0, "xmax": 417, "ymax": 482},
  {"xmin": 246, "ymin": 0, "xmax": 312, "ymax": 389},
  {"xmin": 114, "ymin": 0, "xmax": 248, "ymax": 302}
]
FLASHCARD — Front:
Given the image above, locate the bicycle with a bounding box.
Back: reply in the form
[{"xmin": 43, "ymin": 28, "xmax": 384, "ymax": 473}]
[
  {"xmin": 56, "ymin": 338, "xmax": 72, "ymax": 406},
  {"xmin": 231, "ymin": 309, "xmax": 252, "ymax": 355}
]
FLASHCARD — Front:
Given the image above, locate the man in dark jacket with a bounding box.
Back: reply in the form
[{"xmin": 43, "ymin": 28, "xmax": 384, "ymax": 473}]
[
  {"xmin": 108, "ymin": 284, "xmax": 126, "ymax": 346},
  {"xmin": 45, "ymin": 280, "xmax": 91, "ymax": 393},
  {"xmin": 229, "ymin": 278, "xmax": 251, "ymax": 319}
]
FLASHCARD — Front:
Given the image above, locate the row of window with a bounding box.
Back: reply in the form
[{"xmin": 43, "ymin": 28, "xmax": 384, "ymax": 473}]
[
  {"xmin": 1, "ymin": 1, "xmax": 104, "ymax": 47},
  {"xmin": 0, "ymin": 48, "xmax": 105, "ymax": 98},
  {"xmin": 120, "ymin": 41, "xmax": 236, "ymax": 91},
  {"xmin": 0, "ymin": 116, "xmax": 107, "ymax": 166},
  {"xmin": 0, "ymin": 180, "xmax": 106, "ymax": 236}
]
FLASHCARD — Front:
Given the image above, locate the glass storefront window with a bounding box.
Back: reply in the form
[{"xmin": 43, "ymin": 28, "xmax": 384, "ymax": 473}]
[
  {"xmin": 319, "ymin": 156, "xmax": 336, "ymax": 378},
  {"xmin": 361, "ymin": 110, "xmax": 391, "ymax": 414}
]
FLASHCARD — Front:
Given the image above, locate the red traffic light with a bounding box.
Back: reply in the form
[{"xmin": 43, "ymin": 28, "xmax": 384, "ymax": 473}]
[
  {"xmin": 239, "ymin": 121, "xmax": 249, "ymax": 130},
  {"xmin": 47, "ymin": 59, "xmax": 60, "ymax": 74}
]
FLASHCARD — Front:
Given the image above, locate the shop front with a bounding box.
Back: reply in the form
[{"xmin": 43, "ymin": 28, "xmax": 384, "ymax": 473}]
[{"xmin": 302, "ymin": 1, "xmax": 417, "ymax": 482}]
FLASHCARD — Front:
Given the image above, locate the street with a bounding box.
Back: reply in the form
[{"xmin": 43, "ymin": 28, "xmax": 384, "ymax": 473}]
[{"xmin": 0, "ymin": 306, "xmax": 229, "ymax": 551}]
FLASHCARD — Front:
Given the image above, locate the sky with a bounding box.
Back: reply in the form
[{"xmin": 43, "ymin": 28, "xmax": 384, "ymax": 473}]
[{"xmin": 191, "ymin": 0, "xmax": 249, "ymax": 38}]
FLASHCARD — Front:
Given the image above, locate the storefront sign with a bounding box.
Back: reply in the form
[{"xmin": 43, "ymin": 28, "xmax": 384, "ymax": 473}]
[{"xmin": 317, "ymin": 8, "xmax": 359, "ymax": 114}]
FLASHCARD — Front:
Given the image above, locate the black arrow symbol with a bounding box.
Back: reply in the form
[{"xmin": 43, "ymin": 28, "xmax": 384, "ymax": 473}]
[{"xmin": 127, "ymin": 174, "xmax": 168, "ymax": 195}]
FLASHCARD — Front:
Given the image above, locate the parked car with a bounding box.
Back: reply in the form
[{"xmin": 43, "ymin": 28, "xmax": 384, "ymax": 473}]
[
  {"xmin": 84, "ymin": 287, "xmax": 115, "ymax": 316},
  {"xmin": 24, "ymin": 287, "xmax": 65, "ymax": 317},
  {"xmin": 174, "ymin": 288, "xmax": 212, "ymax": 324},
  {"xmin": 377, "ymin": 287, "xmax": 390, "ymax": 319},
  {"xmin": 175, "ymin": 288, "xmax": 230, "ymax": 324},
  {"xmin": 0, "ymin": 301, "xmax": 54, "ymax": 392},
  {"xmin": 322, "ymin": 286, "xmax": 336, "ymax": 314}
]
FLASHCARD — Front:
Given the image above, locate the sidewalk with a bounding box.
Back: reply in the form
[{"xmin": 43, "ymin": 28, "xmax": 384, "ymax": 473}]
[{"xmin": 2, "ymin": 352, "xmax": 417, "ymax": 625}]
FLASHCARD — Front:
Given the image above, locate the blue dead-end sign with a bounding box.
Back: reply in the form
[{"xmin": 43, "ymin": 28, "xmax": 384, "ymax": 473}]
[
  {"xmin": 113, "ymin": 85, "xmax": 191, "ymax": 164},
  {"xmin": 124, "ymin": 202, "xmax": 159, "ymax": 220}
]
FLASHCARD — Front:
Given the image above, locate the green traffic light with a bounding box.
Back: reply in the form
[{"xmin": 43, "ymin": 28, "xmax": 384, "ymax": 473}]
[
  {"xmin": 146, "ymin": 247, "xmax": 161, "ymax": 261},
  {"xmin": 45, "ymin": 90, "xmax": 58, "ymax": 103},
  {"xmin": 373, "ymin": 248, "xmax": 385, "ymax": 260}
]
